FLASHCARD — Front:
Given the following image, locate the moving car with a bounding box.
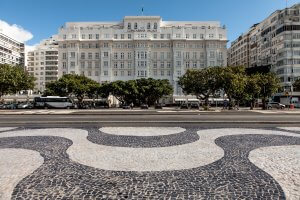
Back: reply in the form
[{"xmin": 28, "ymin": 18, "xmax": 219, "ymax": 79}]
[{"xmin": 267, "ymin": 102, "xmax": 285, "ymax": 109}]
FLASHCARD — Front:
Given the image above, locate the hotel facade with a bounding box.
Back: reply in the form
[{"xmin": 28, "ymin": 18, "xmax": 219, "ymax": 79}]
[
  {"xmin": 57, "ymin": 16, "xmax": 227, "ymax": 97},
  {"xmin": 228, "ymin": 3, "xmax": 300, "ymax": 92},
  {"xmin": 0, "ymin": 32, "xmax": 25, "ymax": 67},
  {"xmin": 27, "ymin": 35, "xmax": 59, "ymax": 92}
]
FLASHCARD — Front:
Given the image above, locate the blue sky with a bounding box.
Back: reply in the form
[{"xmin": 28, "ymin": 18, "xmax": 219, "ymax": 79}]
[{"xmin": 0, "ymin": 0, "xmax": 299, "ymax": 46}]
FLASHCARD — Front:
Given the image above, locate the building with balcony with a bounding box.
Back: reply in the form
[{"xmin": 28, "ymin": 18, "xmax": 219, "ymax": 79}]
[
  {"xmin": 228, "ymin": 3, "xmax": 300, "ymax": 91},
  {"xmin": 0, "ymin": 32, "xmax": 25, "ymax": 66},
  {"xmin": 27, "ymin": 35, "xmax": 58, "ymax": 92},
  {"xmin": 57, "ymin": 16, "xmax": 227, "ymax": 98}
]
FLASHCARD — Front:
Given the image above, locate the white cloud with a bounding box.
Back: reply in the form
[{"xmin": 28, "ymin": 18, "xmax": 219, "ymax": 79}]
[{"xmin": 0, "ymin": 20, "xmax": 33, "ymax": 43}]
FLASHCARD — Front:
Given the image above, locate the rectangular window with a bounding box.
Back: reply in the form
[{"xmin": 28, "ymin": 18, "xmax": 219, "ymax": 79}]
[
  {"xmin": 103, "ymin": 61, "xmax": 108, "ymax": 67},
  {"xmin": 193, "ymin": 34, "xmax": 197, "ymax": 39},
  {"xmin": 160, "ymin": 52, "xmax": 164, "ymax": 60},
  {"xmin": 70, "ymin": 52, "xmax": 75, "ymax": 58},
  {"xmin": 167, "ymin": 34, "xmax": 171, "ymax": 39},
  {"xmin": 153, "ymin": 71, "xmax": 157, "ymax": 76},
  {"xmin": 104, "ymin": 71, "xmax": 108, "ymax": 76},
  {"xmin": 128, "ymin": 52, "xmax": 132, "ymax": 59},
  {"xmin": 114, "ymin": 62, "xmax": 118, "ymax": 68},
  {"xmin": 114, "ymin": 52, "xmax": 118, "ymax": 59},
  {"xmin": 88, "ymin": 61, "xmax": 92, "ymax": 68},
  {"xmin": 82, "ymin": 34, "xmax": 85, "ymax": 39},
  {"xmin": 62, "ymin": 62, "xmax": 67, "ymax": 69},
  {"xmin": 88, "ymin": 53, "xmax": 92, "ymax": 59},
  {"xmin": 95, "ymin": 53, "xmax": 100, "ymax": 59},
  {"xmin": 62, "ymin": 53, "xmax": 67, "ymax": 59},
  {"xmin": 104, "ymin": 52, "xmax": 108, "ymax": 57},
  {"xmin": 176, "ymin": 61, "xmax": 181, "ymax": 67},
  {"xmin": 161, "ymin": 70, "xmax": 164, "ymax": 76},
  {"xmin": 95, "ymin": 71, "xmax": 99, "ymax": 76},
  {"xmin": 167, "ymin": 62, "xmax": 171, "ymax": 68},
  {"xmin": 128, "ymin": 71, "xmax": 132, "ymax": 76},
  {"xmin": 88, "ymin": 71, "xmax": 92, "ymax": 76},
  {"xmin": 161, "ymin": 61, "xmax": 164, "ymax": 68},
  {"xmin": 114, "ymin": 34, "xmax": 118, "ymax": 39},
  {"xmin": 121, "ymin": 53, "xmax": 124, "ymax": 59},
  {"xmin": 153, "ymin": 34, "xmax": 157, "ymax": 39},
  {"xmin": 128, "ymin": 34, "xmax": 132, "ymax": 39},
  {"xmin": 193, "ymin": 62, "xmax": 197, "ymax": 68},
  {"xmin": 114, "ymin": 71, "xmax": 118, "ymax": 76},
  {"xmin": 210, "ymin": 51, "xmax": 215, "ymax": 58},
  {"xmin": 160, "ymin": 34, "xmax": 164, "ymax": 39},
  {"xmin": 80, "ymin": 62, "xmax": 85, "ymax": 68},
  {"xmin": 70, "ymin": 61, "xmax": 75, "ymax": 67},
  {"xmin": 95, "ymin": 61, "xmax": 100, "ymax": 68},
  {"xmin": 128, "ymin": 61, "xmax": 132, "ymax": 68},
  {"xmin": 121, "ymin": 34, "xmax": 124, "ymax": 39},
  {"xmin": 89, "ymin": 34, "xmax": 92, "ymax": 39},
  {"xmin": 96, "ymin": 34, "xmax": 99, "ymax": 39}
]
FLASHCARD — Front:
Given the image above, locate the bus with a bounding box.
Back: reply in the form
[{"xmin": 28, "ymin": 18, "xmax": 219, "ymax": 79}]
[{"xmin": 33, "ymin": 96, "xmax": 74, "ymax": 109}]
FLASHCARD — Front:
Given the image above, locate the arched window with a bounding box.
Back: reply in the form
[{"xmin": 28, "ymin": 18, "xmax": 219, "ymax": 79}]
[
  {"xmin": 147, "ymin": 23, "xmax": 151, "ymax": 29},
  {"xmin": 134, "ymin": 23, "xmax": 138, "ymax": 29},
  {"xmin": 128, "ymin": 23, "xmax": 131, "ymax": 30},
  {"xmin": 154, "ymin": 22, "xmax": 157, "ymax": 29}
]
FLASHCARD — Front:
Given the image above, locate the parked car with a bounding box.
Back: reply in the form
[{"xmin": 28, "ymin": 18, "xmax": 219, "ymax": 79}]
[
  {"xmin": 141, "ymin": 104, "xmax": 149, "ymax": 109},
  {"xmin": 180, "ymin": 103, "xmax": 189, "ymax": 109},
  {"xmin": 267, "ymin": 102, "xmax": 285, "ymax": 109},
  {"xmin": 5, "ymin": 103, "xmax": 17, "ymax": 109},
  {"xmin": 190, "ymin": 103, "xmax": 200, "ymax": 109},
  {"xmin": 155, "ymin": 104, "xmax": 163, "ymax": 109},
  {"xmin": 122, "ymin": 104, "xmax": 131, "ymax": 109},
  {"xmin": 17, "ymin": 103, "xmax": 33, "ymax": 109}
]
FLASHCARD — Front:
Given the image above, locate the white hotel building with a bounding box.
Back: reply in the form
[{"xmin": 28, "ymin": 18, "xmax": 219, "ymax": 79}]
[{"xmin": 57, "ymin": 16, "xmax": 227, "ymax": 98}]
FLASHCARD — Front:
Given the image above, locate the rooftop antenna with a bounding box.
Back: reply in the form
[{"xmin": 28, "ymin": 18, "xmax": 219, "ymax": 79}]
[
  {"xmin": 286, "ymin": 0, "xmax": 288, "ymax": 9},
  {"xmin": 142, "ymin": 5, "xmax": 144, "ymax": 16}
]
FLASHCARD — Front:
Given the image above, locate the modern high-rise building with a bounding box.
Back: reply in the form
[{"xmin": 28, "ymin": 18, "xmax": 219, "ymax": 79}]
[
  {"xmin": 0, "ymin": 32, "xmax": 25, "ymax": 66},
  {"xmin": 27, "ymin": 35, "xmax": 58, "ymax": 92},
  {"xmin": 57, "ymin": 16, "xmax": 227, "ymax": 97},
  {"xmin": 228, "ymin": 3, "xmax": 300, "ymax": 91}
]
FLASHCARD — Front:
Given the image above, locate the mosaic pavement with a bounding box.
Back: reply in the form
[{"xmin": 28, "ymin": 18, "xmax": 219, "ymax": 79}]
[{"xmin": 0, "ymin": 127, "xmax": 299, "ymax": 199}]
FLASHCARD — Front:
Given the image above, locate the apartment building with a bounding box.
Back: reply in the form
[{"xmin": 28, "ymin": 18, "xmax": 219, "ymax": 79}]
[
  {"xmin": 57, "ymin": 16, "xmax": 227, "ymax": 96},
  {"xmin": 0, "ymin": 32, "xmax": 25, "ymax": 66},
  {"xmin": 27, "ymin": 35, "xmax": 58, "ymax": 92},
  {"xmin": 229, "ymin": 3, "xmax": 300, "ymax": 91}
]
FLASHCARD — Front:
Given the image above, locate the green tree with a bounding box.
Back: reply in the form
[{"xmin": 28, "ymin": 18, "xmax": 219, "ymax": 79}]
[
  {"xmin": 136, "ymin": 78, "xmax": 173, "ymax": 105},
  {"xmin": 245, "ymin": 74, "xmax": 261, "ymax": 110},
  {"xmin": 178, "ymin": 67, "xmax": 222, "ymax": 109},
  {"xmin": 221, "ymin": 66, "xmax": 247, "ymax": 108},
  {"xmin": 44, "ymin": 74, "xmax": 100, "ymax": 105},
  {"xmin": 0, "ymin": 64, "xmax": 35, "ymax": 100},
  {"xmin": 257, "ymin": 72, "xmax": 280, "ymax": 110},
  {"xmin": 293, "ymin": 79, "xmax": 300, "ymax": 92},
  {"xmin": 109, "ymin": 80, "xmax": 138, "ymax": 105}
]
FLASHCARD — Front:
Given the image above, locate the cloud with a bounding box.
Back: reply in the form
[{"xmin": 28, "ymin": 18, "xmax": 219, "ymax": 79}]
[{"xmin": 0, "ymin": 20, "xmax": 33, "ymax": 43}]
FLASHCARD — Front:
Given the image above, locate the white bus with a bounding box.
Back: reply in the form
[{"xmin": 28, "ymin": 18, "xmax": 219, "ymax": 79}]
[{"xmin": 34, "ymin": 96, "xmax": 74, "ymax": 109}]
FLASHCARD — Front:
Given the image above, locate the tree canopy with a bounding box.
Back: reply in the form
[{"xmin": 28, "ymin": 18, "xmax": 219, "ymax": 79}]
[
  {"xmin": 0, "ymin": 64, "xmax": 35, "ymax": 99},
  {"xmin": 45, "ymin": 75, "xmax": 173, "ymax": 107},
  {"xmin": 178, "ymin": 66, "xmax": 281, "ymax": 109},
  {"xmin": 44, "ymin": 74, "xmax": 101, "ymax": 103}
]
